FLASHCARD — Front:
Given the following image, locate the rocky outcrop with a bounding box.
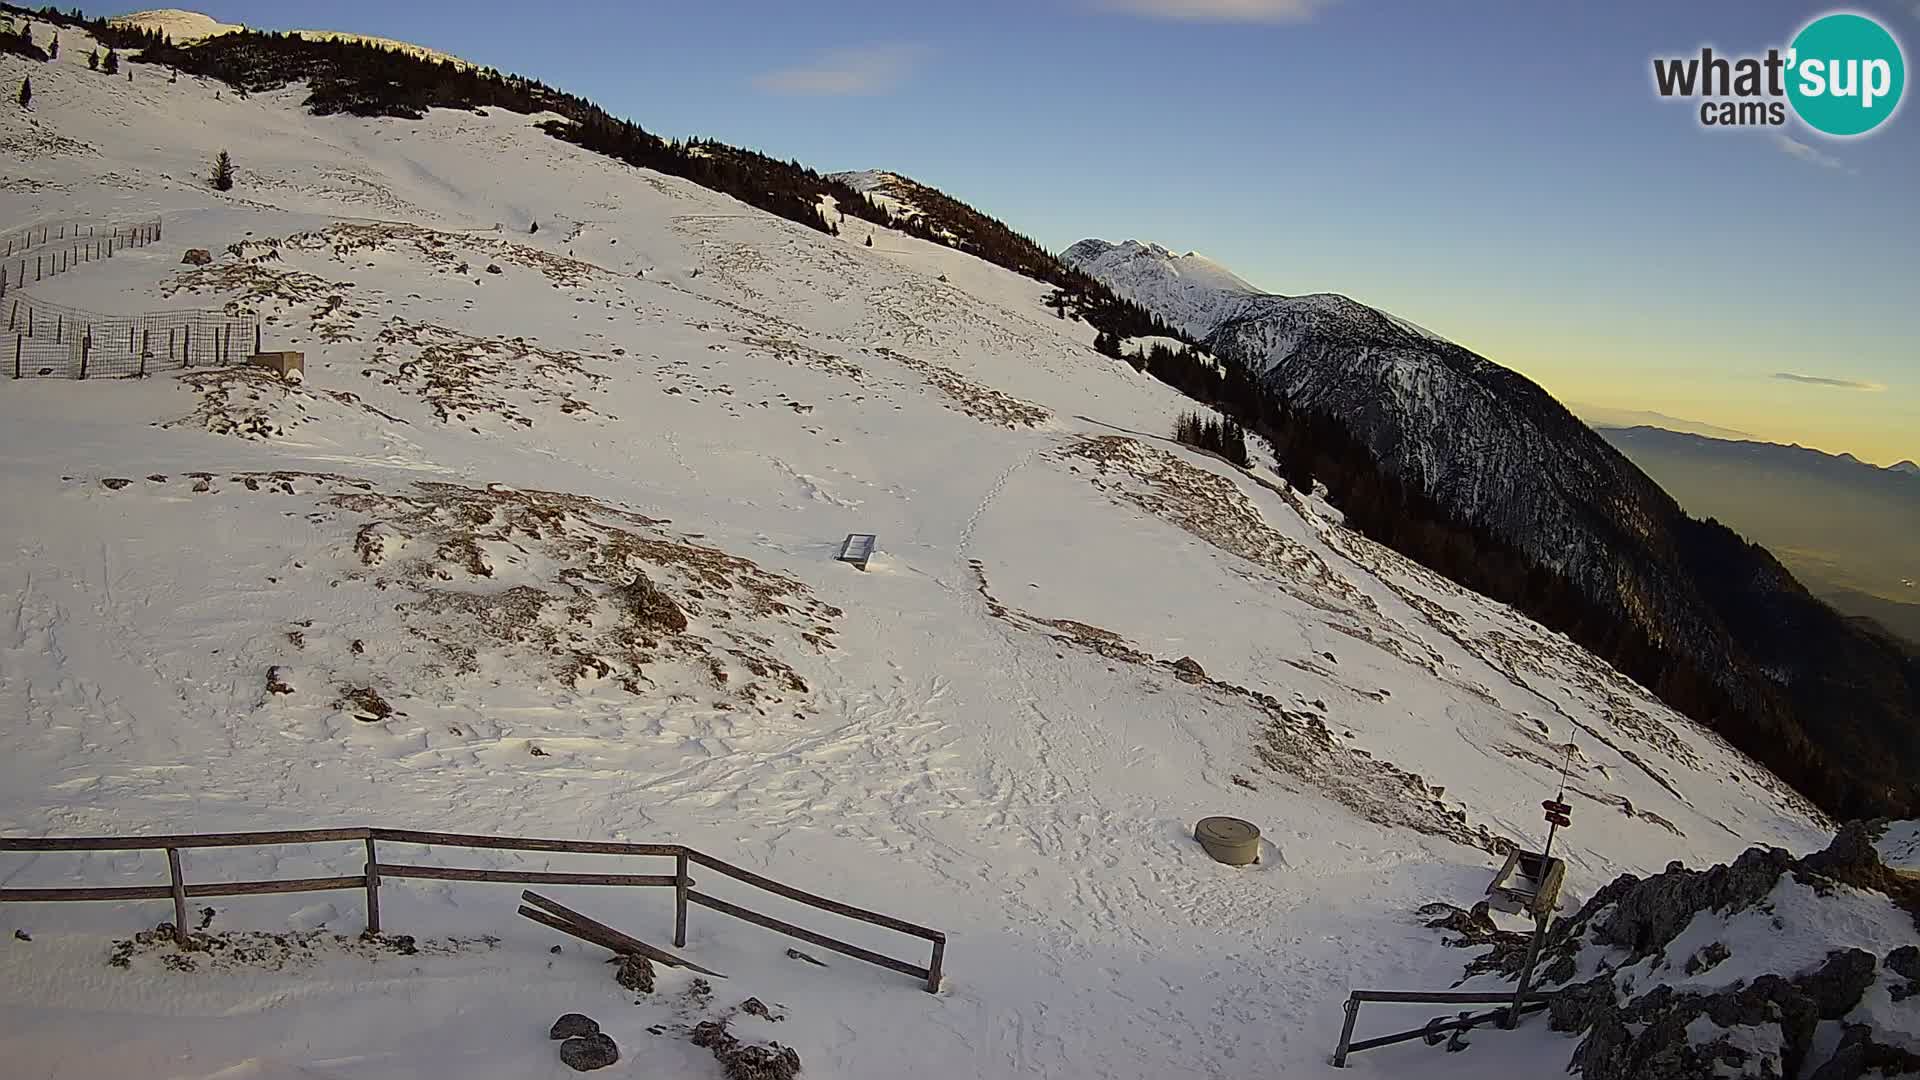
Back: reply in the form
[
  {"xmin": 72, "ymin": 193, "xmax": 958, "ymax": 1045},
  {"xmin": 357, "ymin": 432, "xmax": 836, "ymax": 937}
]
[{"xmin": 1445, "ymin": 822, "xmax": 1920, "ymax": 1079}]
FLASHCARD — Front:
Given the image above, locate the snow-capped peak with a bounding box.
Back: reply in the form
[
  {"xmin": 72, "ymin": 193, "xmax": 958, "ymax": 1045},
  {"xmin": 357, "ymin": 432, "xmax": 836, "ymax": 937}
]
[
  {"xmin": 1061, "ymin": 238, "xmax": 1263, "ymax": 339},
  {"xmin": 110, "ymin": 8, "xmax": 244, "ymax": 41}
]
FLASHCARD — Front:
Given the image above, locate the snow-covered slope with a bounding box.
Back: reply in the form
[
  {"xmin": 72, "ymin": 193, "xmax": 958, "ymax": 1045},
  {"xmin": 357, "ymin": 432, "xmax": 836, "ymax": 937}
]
[
  {"xmin": 830, "ymin": 169, "xmax": 936, "ymax": 226},
  {"xmin": 0, "ymin": 23, "xmax": 1842, "ymax": 1080}
]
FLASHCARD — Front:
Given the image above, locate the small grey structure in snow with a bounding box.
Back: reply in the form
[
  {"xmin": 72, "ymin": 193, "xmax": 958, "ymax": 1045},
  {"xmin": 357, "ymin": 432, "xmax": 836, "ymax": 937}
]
[{"xmin": 837, "ymin": 533, "xmax": 877, "ymax": 571}]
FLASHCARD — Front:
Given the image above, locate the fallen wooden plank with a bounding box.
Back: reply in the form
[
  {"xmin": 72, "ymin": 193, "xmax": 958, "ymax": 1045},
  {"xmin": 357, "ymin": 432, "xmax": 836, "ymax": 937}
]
[
  {"xmin": 519, "ymin": 890, "xmax": 726, "ymax": 977},
  {"xmin": 517, "ymin": 904, "xmax": 726, "ymax": 979}
]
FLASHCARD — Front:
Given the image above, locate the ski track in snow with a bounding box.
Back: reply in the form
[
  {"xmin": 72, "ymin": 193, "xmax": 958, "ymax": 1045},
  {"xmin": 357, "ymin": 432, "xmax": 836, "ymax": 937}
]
[{"xmin": 0, "ymin": 23, "xmax": 1839, "ymax": 1080}]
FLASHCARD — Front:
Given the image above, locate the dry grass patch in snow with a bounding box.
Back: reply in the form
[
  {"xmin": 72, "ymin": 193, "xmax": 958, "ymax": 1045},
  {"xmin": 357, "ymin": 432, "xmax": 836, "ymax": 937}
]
[
  {"xmin": 366, "ymin": 319, "xmax": 608, "ymax": 427},
  {"xmin": 165, "ymin": 364, "xmax": 406, "ymax": 439},
  {"xmin": 325, "ymin": 478, "xmax": 839, "ymax": 707}
]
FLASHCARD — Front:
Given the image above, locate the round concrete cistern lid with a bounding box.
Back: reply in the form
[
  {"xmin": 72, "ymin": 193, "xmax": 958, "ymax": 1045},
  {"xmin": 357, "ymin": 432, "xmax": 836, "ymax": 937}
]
[{"xmin": 1194, "ymin": 816, "xmax": 1261, "ymax": 865}]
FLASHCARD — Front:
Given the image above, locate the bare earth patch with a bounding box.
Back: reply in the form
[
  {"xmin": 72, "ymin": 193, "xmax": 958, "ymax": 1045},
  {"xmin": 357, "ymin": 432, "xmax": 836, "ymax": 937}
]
[{"xmin": 107, "ymin": 922, "xmax": 496, "ymax": 974}]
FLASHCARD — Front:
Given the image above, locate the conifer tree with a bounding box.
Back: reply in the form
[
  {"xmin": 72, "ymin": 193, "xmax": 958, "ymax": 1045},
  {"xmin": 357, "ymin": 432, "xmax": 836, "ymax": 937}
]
[
  {"xmin": 17, "ymin": 77, "xmax": 30, "ymax": 110},
  {"xmin": 49, "ymin": 33, "xmax": 57, "ymax": 59},
  {"xmin": 864, "ymin": 233, "xmax": 873, "ymax": 247},
  {"xmin": 87, "ymin": 46, "xmax": 97, "ymax": 70},
  {"xmin": 529, "ymin": 220, "xmax": 539, "ymax": 234},
  {"xmin": 211, "ymin": 149, "xmax": 234, "ymax": 191},
  {"xmin": 102, "ymin": 47, "xmax": 118, "ymax": 75}
]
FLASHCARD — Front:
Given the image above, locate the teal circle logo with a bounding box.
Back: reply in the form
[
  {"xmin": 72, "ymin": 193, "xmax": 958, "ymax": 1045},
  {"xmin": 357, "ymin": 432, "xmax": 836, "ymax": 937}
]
[{"xmin": 1787, "ymin": 13, "xmax": 1905, "ymax": 136}]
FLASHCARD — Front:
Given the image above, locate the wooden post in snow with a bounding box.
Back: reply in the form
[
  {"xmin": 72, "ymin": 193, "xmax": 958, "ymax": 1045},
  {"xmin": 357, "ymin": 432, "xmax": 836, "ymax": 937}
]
[
  {"xmin": 166, "ymin": 848, "xmax": 189, "ymax": 946},
  {"xmin": 674, "ymin": 850, "xmax": 690, "ymax": 948},
  {"xmin": 363, "ymin": 836, "xmax": 381, "ymax": 934}
]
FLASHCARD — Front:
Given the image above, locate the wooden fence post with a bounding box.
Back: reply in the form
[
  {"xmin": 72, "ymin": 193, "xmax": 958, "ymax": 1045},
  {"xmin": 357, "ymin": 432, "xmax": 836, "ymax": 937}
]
[
  {"xmin": 183, "ymin": 325, "xmax": 190, "ymax": 368},
  {"xmin": 166, "ymin": 848, "xmax": 189, "ymax": 946},
  {"xmin": 674, "ymin": 851, "xmax": 690, "ymax": 948},
  {"xmin": 255, "ymin": 323, "xmax": 261, "ymax": 354},
  {"xmin": 79, "ymin": 331, "xmax": 89, "ymax": 379},
  {"xmin": 55, "ymin": 315, "xmax": 61, "ymax": 344},
  {"xmin": 364, "ymin": 836, "xmax": 381, "ymax": 934},
  {"xmin": 13, "ymin": 334, "xmax": 20, "ymax": 379},
  {"xmin": 926, "ymin": 937, "xmax": 945, "ymax": 993},
  {"xmin": 223, "ymin": 325, "xmax": 232, "ymax": 364}
]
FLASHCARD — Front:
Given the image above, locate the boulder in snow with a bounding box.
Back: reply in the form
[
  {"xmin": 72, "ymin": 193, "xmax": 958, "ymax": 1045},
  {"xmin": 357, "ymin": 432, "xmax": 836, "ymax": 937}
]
[
  {"xmin": 548, "ymin": 1013, "xmax": 598, "ymax": 1040},
  {"xmin": 558, "ymin": 1032, "xmax": 619, "ymax": 1071}
]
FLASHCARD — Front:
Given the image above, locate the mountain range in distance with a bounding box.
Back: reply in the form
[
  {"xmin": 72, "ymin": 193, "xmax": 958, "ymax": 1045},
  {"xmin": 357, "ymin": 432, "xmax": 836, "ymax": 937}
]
[
  {"xmin": 1063, "ymin": 237, "xmax": 1920, "ymax": 819},
  {"xmin": 1596, "ymin": 425, "xmax": 1920, "ymax": 646}
]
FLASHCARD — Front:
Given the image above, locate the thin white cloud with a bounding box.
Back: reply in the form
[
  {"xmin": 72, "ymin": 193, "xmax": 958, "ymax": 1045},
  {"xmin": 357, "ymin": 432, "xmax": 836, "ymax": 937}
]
[
  {"xmin": 752, "ymin": 44, "xmax": 928, "ymax": 96},
  {"xmin": 1092, "ymin": 0, "xmax": 1332, "ymax": 21},
  {"xmin": 1773, "ymin": 372, "xmax": 1885, "ymax": 391},
  {"xmin": 1771, "ymin": 133, "xmax": 1856, "ymax": 173}
]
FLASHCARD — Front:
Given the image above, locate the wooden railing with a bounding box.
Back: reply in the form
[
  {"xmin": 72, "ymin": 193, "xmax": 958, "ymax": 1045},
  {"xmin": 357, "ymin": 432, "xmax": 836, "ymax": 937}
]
[{"xmin": 0, "ymin": 827, "xmax": 946, "ymax": 992}]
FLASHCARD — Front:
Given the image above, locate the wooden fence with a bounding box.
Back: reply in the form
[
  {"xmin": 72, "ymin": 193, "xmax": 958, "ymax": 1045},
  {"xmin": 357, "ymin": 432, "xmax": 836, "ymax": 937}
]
[
  {"xmin": 0, "ymin": 827, "xmax": 946, "ymax": 992},
  {"xmin": 0, "ymin": 219, "xmax": 163, "ymax": 299}
]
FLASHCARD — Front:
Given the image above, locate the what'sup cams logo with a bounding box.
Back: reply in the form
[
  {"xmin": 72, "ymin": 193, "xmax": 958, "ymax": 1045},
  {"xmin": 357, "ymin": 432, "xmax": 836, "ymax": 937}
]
[{"xmin": 1653, "ymin": 11, "xmax": 1906, "ymax": 136}]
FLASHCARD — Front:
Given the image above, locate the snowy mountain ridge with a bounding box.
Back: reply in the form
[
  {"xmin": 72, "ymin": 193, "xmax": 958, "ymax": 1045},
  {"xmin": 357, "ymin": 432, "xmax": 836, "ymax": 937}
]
[
  {"xmin": 0, "ymin": 15, "xmax": 1900, "ymax": 1079},
  {"xmin": 1060, "ymin": 237, "xmax": 1262, "ymax": 340},
  {"xmin": 1065, "ymin": 236, "xmax": 1920, "ymax": 825},
  {"xmin": 110, "ymin": 7, "xmax": 475, "ymax": 68}
]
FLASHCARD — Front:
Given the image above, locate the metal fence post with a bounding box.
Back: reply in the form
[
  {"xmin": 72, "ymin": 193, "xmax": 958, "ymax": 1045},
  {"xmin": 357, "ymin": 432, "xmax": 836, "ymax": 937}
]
[
  {"xmin": 1332, "ymin": 996, "xmax": 1361, "ymax": 1067},
  {"xmin": 1504, "ymin": 911, "xmax": 1552, "ymax": 1029},
  {"xmin": 166, "ymin": 848, "xmax": 189, "ymax": 946},
  {"xmin": 13, "ymin": 334, "xmax": 20, "ymax": 379},
  {"xmin": 79, "ymin": 330, "xmax": 89, "ymax": 379}
]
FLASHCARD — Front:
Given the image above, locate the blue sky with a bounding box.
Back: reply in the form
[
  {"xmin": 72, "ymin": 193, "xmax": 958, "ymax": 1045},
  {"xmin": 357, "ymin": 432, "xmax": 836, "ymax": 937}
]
[{"xmin": 189, "ymin": 0, "xmax": 1918, "ymax": 463}]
